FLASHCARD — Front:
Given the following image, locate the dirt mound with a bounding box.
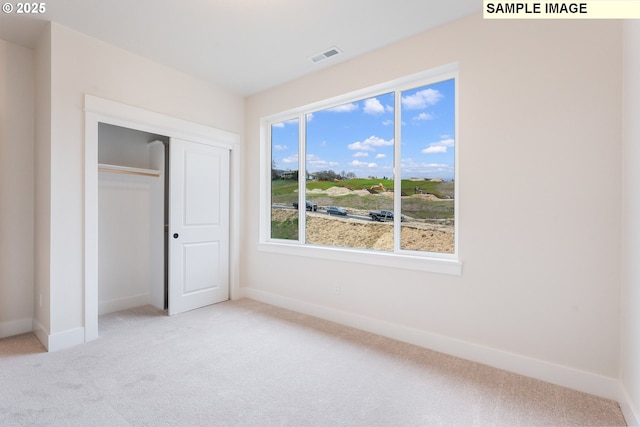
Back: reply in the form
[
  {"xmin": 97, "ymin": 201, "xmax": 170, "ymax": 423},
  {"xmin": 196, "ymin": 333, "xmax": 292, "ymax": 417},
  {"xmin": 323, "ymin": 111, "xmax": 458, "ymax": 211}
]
[
  {"xmin": 307, "ymin": 214, "xmax": 453, "ymax": 253},
  {"xmin": 412, "ymin": 193, "xmax": 441, "ymax": 202},
  {"xmin": 271, "ymin": 209, "xmax": 297, "ymax": 222},
  {"xmin": 271, "ymin": 209, "xmax": 453, "ymax": 253},
  {"xmin": 325, "ymin": 186, "xmax": 352, "ymax": 196}
]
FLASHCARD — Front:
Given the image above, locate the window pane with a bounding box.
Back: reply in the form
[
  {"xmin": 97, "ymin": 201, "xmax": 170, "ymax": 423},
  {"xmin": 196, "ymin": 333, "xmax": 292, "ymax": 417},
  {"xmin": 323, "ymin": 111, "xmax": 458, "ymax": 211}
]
[
  {"xmin": 400, "ymin": 79, "xmax": 455, "ymax": 253},
  {"xmin": 271, "ymin": 119, "xmax": 299, "ymax": 241},
  {"xmin": 304, "ymin": 94, "xmax": 395, "ymax": 251}
]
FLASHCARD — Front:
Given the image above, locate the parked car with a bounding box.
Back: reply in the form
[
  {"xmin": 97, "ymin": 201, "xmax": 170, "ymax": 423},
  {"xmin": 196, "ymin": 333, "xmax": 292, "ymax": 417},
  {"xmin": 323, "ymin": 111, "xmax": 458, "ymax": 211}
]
[
  {"xmin": 369, "ymin": 210, "xmax": 404, "ymax": 222},
  {"xmin": 326, "ymin": 206, "xmax": 347, "ymax": 216},
  {"xmin": 292, "ymin": 200, "xmax": 318, "ymax": 211}
]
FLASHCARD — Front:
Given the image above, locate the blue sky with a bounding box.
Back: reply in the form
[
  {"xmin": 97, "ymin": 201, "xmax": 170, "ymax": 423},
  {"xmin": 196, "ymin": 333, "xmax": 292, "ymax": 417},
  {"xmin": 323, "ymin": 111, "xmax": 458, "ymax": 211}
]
[{"xmin": 272, "ymin": 78, "xmax": 455, "ymax": 180}]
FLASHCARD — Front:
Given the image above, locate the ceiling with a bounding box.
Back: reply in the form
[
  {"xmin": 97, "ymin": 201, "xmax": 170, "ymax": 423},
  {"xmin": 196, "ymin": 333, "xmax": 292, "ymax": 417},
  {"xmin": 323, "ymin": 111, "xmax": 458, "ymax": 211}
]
[{"xmin": 0, "ymin": 0, "xmax": 481, "ymax": 95}]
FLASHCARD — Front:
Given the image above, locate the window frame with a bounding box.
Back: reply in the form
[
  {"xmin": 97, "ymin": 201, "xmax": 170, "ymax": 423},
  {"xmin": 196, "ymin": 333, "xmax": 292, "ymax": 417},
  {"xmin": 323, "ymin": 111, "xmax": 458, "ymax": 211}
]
[{"xmin": 259, "ymin": 63, "xmax": 461, "ymax": 275}]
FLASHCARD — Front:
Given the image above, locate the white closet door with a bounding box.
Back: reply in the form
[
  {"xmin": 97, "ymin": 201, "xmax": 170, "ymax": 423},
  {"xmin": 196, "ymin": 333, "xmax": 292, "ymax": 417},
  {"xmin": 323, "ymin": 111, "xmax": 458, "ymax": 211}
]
[{"xmin": 168, "ymin": 138, "xmax": 230, "ymax": 315}]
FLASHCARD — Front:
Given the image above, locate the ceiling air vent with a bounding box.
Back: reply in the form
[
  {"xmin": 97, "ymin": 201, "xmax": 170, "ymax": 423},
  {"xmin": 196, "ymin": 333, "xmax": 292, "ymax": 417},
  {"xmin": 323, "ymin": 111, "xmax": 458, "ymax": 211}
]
[{"xmin": 310, "ymin": 47, "xmax": 342, "ymax": 64}]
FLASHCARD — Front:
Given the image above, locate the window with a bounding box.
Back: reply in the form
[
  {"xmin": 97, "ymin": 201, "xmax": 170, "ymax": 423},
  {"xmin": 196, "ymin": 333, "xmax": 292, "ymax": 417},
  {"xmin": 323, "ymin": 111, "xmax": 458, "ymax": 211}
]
[
  {"xmin": 270, "ymin": 118, "xmax": 299, "ymax": 241},
  {"xmin": 263, "ymin": 64, "xmax": 459, "ymax": 274}
]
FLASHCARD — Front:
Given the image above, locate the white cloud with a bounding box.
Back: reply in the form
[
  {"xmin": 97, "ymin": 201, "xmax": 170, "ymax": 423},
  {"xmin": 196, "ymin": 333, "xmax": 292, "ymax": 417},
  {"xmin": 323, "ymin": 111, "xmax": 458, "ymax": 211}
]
[
  {"xmin": 413, "ymin": 112, "xmax": 434, "ymax": 121},
  {"xmin": 401, "ymin": 158, "xmax": 454, "ymax": 179},
  {"xmin": 353, "ymin": 152, "xmax": 368, "ymax": 157},
  {"xmin": 348, "ymin": 135, "xmax": 394, "ymax": 151},
  {"xmin": 273, "ymin": 118, "xmax": 300, "ymax": 127},
  {"xmin": 363, "ymin": 99, "xmax": 393, "ymax": 116},
  {"xmin": 382, "ymin": 119, "xmax": 393, "ymax": 126},
  {"xmin": 351, "ymin": 160, "xmax": 377, "ymax": 168},
  {"xmin": 274, "ymin": 144, "xmax": 288, "ymax": 151},
  {"xmin": 440, "ymin": 138, "xmax": 455, "ymax": 147},
  {"xmin": 421, "ymin": 138, "xmax": 455, "ymax": 154},
  {"xmin": 364, "ymin": 135, "xmax": 393, "ymax": 147},
  {"xmin": 348, "ymin": 141, "xmax": 373, "ymax": 151},
  {"xmin": 283, "ymin": 154, "xmax": 298, "ymax": 163},
  {"xmin": 402, "ymin": 88, "xmax": 443, "ymax": 110},
  {"xmin": 364, "ymin": 98, "xmax": 385, "ymax": 115},
  {"xmin": 375, "ymin": 154, "xmax": 386, "ymax": 159},
  {"xmin": 307, "ymin": 154, "xmax": 338, "ymax": 169},
  {"xmin": 327, "ymin": 103, "xmax": 358, "ymax": 113},
  {"xmin": 422, "ymin": 146, "xmax": 447, "ymax": 154}
]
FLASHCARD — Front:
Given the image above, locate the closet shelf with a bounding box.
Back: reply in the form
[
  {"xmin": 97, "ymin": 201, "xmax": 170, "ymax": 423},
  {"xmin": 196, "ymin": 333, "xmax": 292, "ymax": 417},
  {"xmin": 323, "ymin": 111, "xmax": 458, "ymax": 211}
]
[{"xmin": 98, "ymin": 163, "xmax": 161, "ymax": 177}]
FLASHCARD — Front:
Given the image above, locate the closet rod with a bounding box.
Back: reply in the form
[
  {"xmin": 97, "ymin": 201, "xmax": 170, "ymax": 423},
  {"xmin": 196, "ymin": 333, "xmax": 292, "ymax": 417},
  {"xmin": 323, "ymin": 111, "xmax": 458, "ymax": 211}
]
[{"xmin": 98, "ymin": 163, "xmax": 161, "ymax": 177}]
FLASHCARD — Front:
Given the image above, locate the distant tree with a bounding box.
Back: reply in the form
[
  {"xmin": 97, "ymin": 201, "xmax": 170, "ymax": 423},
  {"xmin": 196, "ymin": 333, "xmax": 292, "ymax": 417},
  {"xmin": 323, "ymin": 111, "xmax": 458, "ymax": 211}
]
[{"xmin": 315, "ymin": 169, "xmax": 338, "ymax": 181}]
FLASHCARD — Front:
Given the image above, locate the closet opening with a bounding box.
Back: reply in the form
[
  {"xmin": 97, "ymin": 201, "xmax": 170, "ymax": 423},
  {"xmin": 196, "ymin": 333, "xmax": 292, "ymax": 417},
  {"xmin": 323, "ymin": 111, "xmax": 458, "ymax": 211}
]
[
  {"xmin": 85, "ymin": 94, "xmax": 240, "ymax": 344},
  {"xmin": 97, "ymin": 123, "xmax": 169, "ymax": 318}
]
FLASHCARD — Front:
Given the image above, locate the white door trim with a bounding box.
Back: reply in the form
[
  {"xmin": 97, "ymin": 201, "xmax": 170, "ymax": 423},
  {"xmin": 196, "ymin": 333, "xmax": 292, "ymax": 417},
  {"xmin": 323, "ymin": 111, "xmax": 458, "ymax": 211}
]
[{"xmin": 84, "ymin": 94, "xmax": 241, "ymax": 342}]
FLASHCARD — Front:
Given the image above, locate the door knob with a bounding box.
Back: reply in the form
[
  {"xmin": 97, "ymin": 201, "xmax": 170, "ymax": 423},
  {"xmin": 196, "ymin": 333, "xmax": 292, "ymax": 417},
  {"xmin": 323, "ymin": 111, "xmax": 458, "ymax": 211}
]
[{"xmin": 173, "ymin": 233, "xmax": 179, "ymax": 239}]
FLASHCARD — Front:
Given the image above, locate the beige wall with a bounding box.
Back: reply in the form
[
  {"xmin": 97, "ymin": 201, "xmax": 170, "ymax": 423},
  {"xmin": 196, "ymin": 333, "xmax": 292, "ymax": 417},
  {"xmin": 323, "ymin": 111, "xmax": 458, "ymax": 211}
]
[
  {"xmin": 244, "ymin": 14, "xmax": 623, "ymax": 390},
  {"xmin": 0, "ymin": 40, "xmax": 35, "ymax": 338},
  {"xmin": 39, "ymin": 22, "xmax": 244, "ymax": 340},
  {"xmin": 622, "ymin": 19, "xmax": 640, "ymax": 426}
]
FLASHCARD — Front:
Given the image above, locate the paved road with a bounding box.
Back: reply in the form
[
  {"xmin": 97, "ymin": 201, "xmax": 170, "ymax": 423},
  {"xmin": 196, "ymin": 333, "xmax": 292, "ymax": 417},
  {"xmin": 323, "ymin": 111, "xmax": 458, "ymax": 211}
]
[{"xmin": 273, "ymin": 205, "xmax": 371, "ymax": 221}]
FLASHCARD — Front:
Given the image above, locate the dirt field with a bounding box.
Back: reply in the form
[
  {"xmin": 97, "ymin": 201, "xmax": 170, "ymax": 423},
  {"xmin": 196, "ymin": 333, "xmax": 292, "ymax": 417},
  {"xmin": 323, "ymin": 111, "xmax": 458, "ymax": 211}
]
[{"xmin": 271, "ymin": 209, "xmax": 454, "ymax": 253}]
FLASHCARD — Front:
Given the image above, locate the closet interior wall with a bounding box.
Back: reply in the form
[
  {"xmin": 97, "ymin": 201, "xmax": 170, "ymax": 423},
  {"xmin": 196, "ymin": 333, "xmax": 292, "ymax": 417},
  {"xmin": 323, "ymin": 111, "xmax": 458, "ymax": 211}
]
[{"xmin": 97, "ymin": 123, "xmax": 169, "ymax": 315}]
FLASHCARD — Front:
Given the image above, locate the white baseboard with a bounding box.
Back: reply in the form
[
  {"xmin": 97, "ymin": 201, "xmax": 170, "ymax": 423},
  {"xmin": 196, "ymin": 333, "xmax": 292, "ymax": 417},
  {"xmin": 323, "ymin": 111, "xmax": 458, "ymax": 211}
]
[
  {"xmin": 47, "ymin": 327, "xmax": 86, "ymax": 352},
  {"xmin": 31, "ymin": 318, "xmax": 85, "ymax": 352},
  {"xmin": 32, "ymin": 318, "xmax": 48, "ymax": 349},
  {"xmin": 619, "ymin": 386, "xmax": 640, "ymax": 426},
  {"xmin": 99, "ymin": 293, "xmax": 150, "ymax": 315},
  {"xmin": 0, "ymin": 317, "xmax": 33, "ymax": 339},
  {"xmin": 241, "ymin": 287, "xmax": 622, "ymax": 403}
]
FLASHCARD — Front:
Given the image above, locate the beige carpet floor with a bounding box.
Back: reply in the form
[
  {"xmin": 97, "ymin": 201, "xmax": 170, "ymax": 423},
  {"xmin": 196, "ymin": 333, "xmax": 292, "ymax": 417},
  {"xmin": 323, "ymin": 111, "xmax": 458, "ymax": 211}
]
[{"xmin": 0, "ymin": 298, "xmax": 627, "ymax": 426}]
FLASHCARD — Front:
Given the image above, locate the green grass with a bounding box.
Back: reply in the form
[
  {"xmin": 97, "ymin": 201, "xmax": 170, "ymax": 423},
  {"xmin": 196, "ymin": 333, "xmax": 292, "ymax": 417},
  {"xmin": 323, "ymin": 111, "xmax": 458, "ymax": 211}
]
[
  {"xmin": 271, "ymin": 217, "xmax": 298, "ymax": 240},
  {"xmin": 306, "ymin": 178, "xmax": 393, "ymax": 192},
  {"xmin": 401, "ymin": 200, "xmax": 454, "ymax": 219},
  {"xmin": 271, "ymin": 180, "xmax": 299, "ymax": 196}
]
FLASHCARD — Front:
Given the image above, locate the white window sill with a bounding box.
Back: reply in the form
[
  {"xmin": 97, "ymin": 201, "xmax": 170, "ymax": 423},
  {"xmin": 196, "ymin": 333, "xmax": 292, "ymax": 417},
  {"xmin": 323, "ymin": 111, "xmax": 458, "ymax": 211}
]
[{"xmin": 257, "ymin": 242, "xmax": 462, "ymax": 276}]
